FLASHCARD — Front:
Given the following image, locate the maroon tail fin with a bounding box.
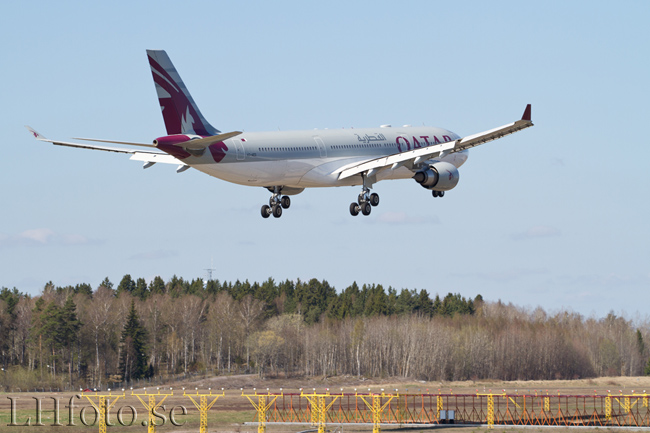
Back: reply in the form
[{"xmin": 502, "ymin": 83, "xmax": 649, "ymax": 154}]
[{"xmin": 147, "ymin": 50, "xmax": 220, "ymax": 136}]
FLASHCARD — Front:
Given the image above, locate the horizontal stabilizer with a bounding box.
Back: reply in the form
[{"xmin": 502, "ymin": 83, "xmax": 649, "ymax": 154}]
[
  {"xmin": 72, "ymin": 137, "xmax": 157, "ymax": 148},
  {"xmin": 164, "ymin": 131, "xmax": 243, "ymax": 149},
  {"xmin": 25, "ymin": 126, "xmax": 177, "ymax": 163}
]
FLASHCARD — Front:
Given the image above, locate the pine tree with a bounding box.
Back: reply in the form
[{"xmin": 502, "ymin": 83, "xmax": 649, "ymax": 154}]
[
  {"xmin": 414, "ymin": 289, "xmax": 433, "ymax": 317},
  {"xmin": 59, "ymin": 296, "xmax": 81, "ymax": 384},
  {"xmin": 0, "ymin": 287, "xmax": 21, "ymax": 367},
  {"xmin": 637, "ymin": 330, "xmax": 645, "ymax": 356},
  {"xmin": 386, "ymin": 287, "xmax": 397, "ymax": 315},
  {"xmin": 134, "ymin": 278, "xmax": 149, "ymax": 300},
  {"xmin": 59, "ymin": 297, "xmax": 81, "ymax": 343},
  {"xmin": 188, "ymin": 278, "xmax": 205, "ymax": 296},
  {"xmin": 395, "ymin": 289, "xmax": 415, "ymax": 315},
  {"xmin": 149, "ymin": 276, "xmax": 166, "ymax": 295},
  {"xmin": 279, "ymin": 280, "xmax": 297, "ymax": 314},
  {"xmin": 349, "ymin": 282, "xmax": 365, "ymax": 316},
  {"xmin": 364, "ymin": 284, "xmax": 388, "ymax": 316},
  {"xmin": 39, "ymin": 302, "xmax": 62, "ymax": 367},
  {"xmin": 74, "ymin": 283, "xmax": 93, "ymax": 297},
  {"xmin": 116, "ymin": 274, "xmax": 136, "ymax": 296},
  {"xmin": 119, "ymin": 300, "xmax": 148, "ymax": 382},
  {"xmin": 99, "ymin": 277, "xmax": 113, "ymax": 290},
  {"xmin": 205, "ymin": 278, "xmax": 222, "ymax": 296}
]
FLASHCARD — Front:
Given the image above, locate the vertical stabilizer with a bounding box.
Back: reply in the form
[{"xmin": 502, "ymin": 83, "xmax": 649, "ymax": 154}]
[{"xmin": 147, "ymin": 50, "xmax": 220, "ymax": 136}]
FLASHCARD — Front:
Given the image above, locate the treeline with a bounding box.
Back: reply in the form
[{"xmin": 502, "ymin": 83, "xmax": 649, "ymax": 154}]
[
  {"xmin": 108, "ymin": 275, "xmax": 479, "ymax": 321},
  {"xmin": 0, "ymin": 276, "xmax": 649, "ymax": 391}
]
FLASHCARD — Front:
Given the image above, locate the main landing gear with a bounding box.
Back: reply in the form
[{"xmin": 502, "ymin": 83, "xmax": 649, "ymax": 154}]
[
  {"xmin": 261, "ymin": 187, "xmax": 291, "ymax": 218},
  {"xmin": 432, "ymin": 190, "xmax": 445, "ymax": 198},
  {"xmin": 349, "ymin": 187, "xmax": 380, "ymax": 217}
]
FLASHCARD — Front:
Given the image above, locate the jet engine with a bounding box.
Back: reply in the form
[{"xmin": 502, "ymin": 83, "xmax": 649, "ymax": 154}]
[{"xmin": 413, "ymin": 161, "xmax": 460, "ymax": 191}]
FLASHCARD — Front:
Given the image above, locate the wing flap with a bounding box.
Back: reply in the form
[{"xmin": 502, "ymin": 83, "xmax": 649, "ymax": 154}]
[{"xmin": 337, "ymin": 140, "xmax": 456, "ymax": 180}]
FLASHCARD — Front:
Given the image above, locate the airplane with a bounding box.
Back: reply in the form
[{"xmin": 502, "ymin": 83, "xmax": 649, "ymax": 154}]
[{"xmin": 27, "ymin": 50, "xmax": 533, "ymax": 219}]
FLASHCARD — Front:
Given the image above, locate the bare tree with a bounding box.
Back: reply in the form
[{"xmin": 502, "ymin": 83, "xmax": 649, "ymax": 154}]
[{"xmin": 239, "ymin": 295, "xmax": 265, "ymax": 370}]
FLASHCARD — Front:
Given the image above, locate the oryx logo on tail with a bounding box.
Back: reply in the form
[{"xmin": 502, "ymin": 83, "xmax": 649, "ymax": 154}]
[{"xmin": 147, "ymin": 50, "xmax": 219, "ymax": 137}]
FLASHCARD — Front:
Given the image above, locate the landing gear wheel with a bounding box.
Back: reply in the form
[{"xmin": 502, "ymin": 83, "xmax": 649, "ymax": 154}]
[
  {"xmin": 361, "ymin": 202, "xmax": 372, "ymax": 216},
  {"xmin": 439, "ymin": 191, "xmax": 445, "ymax": 197},
  {"xmin": 432, "ymin": 190, "xmax": 439, "ymax": 198},
  {"xmin": 281, "ymin": 195, "xmax": 291, "ymax": 209},
  {"xmin": 369, "ymin": 193, "xmax": 380, "ymax": 207},
  {"xmin": 261, "ymin": 204, "xmax": 271, "ymax": 218},
  {"xmin": 350, "ymin": 202, "xmax": 359, "ymax": 216},
  {"xmin": 272, "ymin": 204, "xmax": 282, "ymax": 218}
]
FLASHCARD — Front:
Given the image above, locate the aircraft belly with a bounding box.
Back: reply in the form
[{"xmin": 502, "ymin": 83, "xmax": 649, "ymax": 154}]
[
  {"xmin": 296, "ymin": 158, "xmax": 415, "ymax": 188},
  {"xmin": 192, "ymin": 160, "xmax": 314, "ymax": 187}
]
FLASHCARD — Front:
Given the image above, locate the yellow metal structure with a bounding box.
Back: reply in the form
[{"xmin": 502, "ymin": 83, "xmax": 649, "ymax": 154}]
[
  {"xmin": 357, "ymin": 392, "xmax": 396, "ymax": 433},
  {"xmin": 487, "ymin": 394, "xmax": 494, "ymax": 429},
  {"xmin": 301, "ymin": 391, "xmax": 343, "ymax": 433},
  {"xmin": 132, "ymin": 389, "xmax": 173, "ymax": 433},
  {"xmin": 262, "ymin": 391, "xmax": 650, "ymax": 428},
  {"xmin": 476, "ymin": 392, "xmax": 505, "ymax": 430},
  {"xmin": 242, "ymin": 390, "xmax": 280, "ymax": 433},
  {"xmin": 184, "ymin": 390, "xmax": 224, "ymax": 433},
  {"xmin": 544, "ymin": 396, "xmax": 550, "ymax": 412},
  {"xmin": 81, "ymin": 391, "xmax": 124, "ymax": 433}
]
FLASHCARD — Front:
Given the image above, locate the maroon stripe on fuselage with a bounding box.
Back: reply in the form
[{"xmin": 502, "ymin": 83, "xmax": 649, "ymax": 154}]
[{"xmin": 208, "ymin": 141, "xmax": 229, "ymax": 163}]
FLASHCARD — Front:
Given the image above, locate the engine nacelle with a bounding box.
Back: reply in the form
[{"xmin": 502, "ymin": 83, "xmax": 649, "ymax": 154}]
[{"xmin": 413, "ymin": 161, "xmax": 460, "ymax": 191}]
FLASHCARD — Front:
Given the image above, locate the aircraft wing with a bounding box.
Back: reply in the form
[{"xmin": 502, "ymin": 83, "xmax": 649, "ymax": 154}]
[
  {"xmin": 337, "ymin": 104, "xmax": 533, "ymax": 180},
  {"xmin": 26, "ymin": 126, "xmax": 182, "ymax": 166}
]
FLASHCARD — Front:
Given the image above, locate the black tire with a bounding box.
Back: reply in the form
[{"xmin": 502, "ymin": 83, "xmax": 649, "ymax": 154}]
[
  {"xmin": 439, "ymin": 191, "xmax": 445, "ymax": 197},
  {"xmin": 272, "ymin": 204, "xmax": 282, "ymax": 218},
  {"xmin": 349, "ymin": 202, "xmax": 359, "ymax": 216},
  {"xmin": 370, "ymin": 193, "xmax": 380, "ymax": 207},
  {"xmin": 261, "ymin": 204, "xmax": 271, "ymax": 218},
  {"xmin": 361, "ymin": 202, "xmax": 372, "ymax": 216},
  {"xmin": 281, "ymin": 195, "xmax": 291, "ymax": 209},
  {"xmin": 432, "ymin": 190, "xmax": 439, "ymax": 198}
]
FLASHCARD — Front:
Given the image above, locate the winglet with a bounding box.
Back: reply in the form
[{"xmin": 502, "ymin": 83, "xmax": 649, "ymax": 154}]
[
  {"xmin": 25, "ymin": 126, "xmax": 47, "ymax": 140},
  {"xmin": 521, "ymin": 104, "xmax": 532, "ymax": 121}
]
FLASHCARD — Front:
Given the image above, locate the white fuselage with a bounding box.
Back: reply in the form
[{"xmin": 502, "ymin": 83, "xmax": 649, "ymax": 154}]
[{"xmin": 182, "ymin": 126, "xmax": 467, "ymax": 189}]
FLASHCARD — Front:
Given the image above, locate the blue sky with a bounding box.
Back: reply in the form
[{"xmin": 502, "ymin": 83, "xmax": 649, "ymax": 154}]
[{"xmin": 2, "ymin": 1, "xmax": 649, "ymax": 318}]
